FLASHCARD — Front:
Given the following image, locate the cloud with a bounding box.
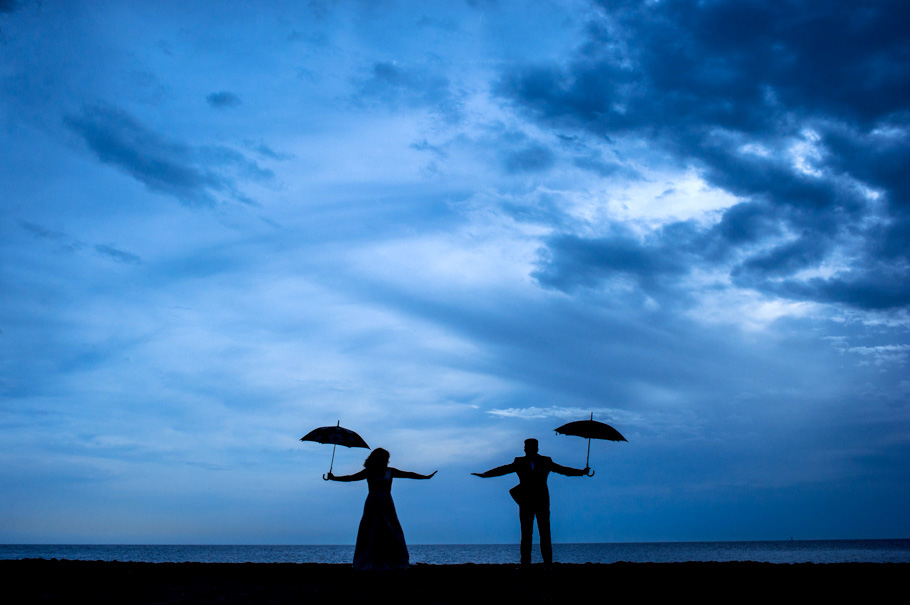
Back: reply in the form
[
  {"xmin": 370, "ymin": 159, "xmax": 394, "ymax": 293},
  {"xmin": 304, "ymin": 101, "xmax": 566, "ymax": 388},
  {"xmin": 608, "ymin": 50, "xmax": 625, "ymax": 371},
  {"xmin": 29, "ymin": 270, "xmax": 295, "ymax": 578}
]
[
  {"xmin": 497, "ymin": 0, "xmax": 910, "ymax": 312},
  {"xmin": 532, "ymin": 228, "xmax": 692, "ymax": 293},
  {"xmin": 19, "ymin": 221, "xmax": 141, "ymax": 265},
  {"xmin": 355, "ymin": 61, "xmax": 463, "ymax": 121},
  {"xmin": 94, "ymin": 244, "xmax": 142, "ymax": 265},
  {"xmin": 501, "ymin": 143, "xmax": 555, "ymax": 174},
  {"xmin": 487, "ymin": 405, "xmax": 636, "ymax": 423},
  {"xmin": 845, "ymin": 344, "xmax": 910, "ymax": 366},
  {"xmin": 733, "ymin": 231, "xmax": 829, "ymax": 278},
  {"xmin": 771, "ymin": 267, "xmax": 910, "ymax": 310},
  {"xmin": 571, "ymin": 151, "xmax": 626, "ymax": 177},
  {"xmin": 485, "ymin": 406, "xmax": 697, "ymax": 437},
  {"xmin": 64, "ymin": 105, "xmax": 270, "ymax": 208},
  {"xmin": 410, "ymin": 139, "xmax": 448, "ymax": 159},
  {"xmin": 244, "ymin": 140, "xmax": 293, "ymax": 161},
  {"xmin": 18, "ymin": 220, "xmax": 85, "ymax": 253},
  {"xmin": 18, "ymin": 220, "xmax": 69, "ymax": 241},
  {"xmin": 206, "ymin": 91, "xmax": 242, "ymax": 108}
]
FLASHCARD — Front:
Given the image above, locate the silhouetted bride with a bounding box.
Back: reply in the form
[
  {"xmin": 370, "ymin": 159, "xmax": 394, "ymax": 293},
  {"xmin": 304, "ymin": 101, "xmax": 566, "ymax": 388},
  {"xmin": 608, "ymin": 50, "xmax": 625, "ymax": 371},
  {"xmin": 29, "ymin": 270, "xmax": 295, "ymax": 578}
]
[{"xmin": 326, "ymin": 448, "xmax": 436, "ymax": 570}]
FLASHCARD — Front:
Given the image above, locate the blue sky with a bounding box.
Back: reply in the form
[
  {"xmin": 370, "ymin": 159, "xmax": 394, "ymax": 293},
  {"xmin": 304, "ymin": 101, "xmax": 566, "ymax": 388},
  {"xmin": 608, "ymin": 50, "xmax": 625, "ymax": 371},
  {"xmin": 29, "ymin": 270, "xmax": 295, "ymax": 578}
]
[{"xmin": 1, "ymin": 0, "xmax": 908, "ymax": 545}]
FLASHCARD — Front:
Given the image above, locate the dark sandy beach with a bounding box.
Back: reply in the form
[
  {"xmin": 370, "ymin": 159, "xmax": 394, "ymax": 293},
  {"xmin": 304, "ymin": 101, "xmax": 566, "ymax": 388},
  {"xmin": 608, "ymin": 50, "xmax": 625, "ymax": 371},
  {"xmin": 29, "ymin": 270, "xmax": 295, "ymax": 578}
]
[{"xmin": 3, "ymin": 559, "xmax": 905, "ymax": 604}]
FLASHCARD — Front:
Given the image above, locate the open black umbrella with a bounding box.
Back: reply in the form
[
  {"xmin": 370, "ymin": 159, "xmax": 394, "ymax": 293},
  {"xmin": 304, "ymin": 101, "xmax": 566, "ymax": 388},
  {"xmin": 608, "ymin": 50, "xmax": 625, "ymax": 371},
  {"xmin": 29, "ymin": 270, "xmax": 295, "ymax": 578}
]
[
  {"xmin": 554, "ymin": 413, "xmax": 626, "ymax": 476},
  {"xmin": 301, "ymin": 421, "xmax": 370, "ymax": 480}
]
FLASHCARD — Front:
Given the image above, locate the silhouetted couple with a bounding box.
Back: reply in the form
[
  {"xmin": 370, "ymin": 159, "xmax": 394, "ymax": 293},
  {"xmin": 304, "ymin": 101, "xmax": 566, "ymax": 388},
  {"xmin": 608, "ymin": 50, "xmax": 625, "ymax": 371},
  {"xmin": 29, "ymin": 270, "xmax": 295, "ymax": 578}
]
[{"xmin": 326, "ymin": 438, "xmax": 587, "ymax": 569}]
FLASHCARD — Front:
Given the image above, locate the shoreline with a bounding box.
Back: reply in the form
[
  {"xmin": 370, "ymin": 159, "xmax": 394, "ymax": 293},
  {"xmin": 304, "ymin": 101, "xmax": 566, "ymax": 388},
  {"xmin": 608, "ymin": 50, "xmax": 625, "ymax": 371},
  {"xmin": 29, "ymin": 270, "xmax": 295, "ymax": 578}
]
[{"xmin": 4, "ymin": 559, "xmax": 906, "ymax": 604}]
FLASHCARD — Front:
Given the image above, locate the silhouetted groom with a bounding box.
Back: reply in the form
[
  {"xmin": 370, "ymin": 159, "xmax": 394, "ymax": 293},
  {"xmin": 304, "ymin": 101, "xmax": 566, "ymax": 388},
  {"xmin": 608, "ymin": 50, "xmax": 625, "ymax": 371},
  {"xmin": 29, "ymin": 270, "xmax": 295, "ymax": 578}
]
[{"xmin": 473, "ymin": 438, "xmax": 588, "ymax": 566}]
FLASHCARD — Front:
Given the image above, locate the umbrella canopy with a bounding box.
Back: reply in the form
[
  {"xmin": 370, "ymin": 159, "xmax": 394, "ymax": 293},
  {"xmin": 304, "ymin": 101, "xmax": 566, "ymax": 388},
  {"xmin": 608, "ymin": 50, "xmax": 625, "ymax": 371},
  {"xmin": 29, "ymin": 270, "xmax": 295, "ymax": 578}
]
[
  {"xmin": 554, "ymin": 413, "xmax": 626, "ymax": 476},
  {"xmin": 554, "ymin": 419, "xmax": 627, "ymax": 442},
  {"xmin": 301, "ymin": 421, "xmax": 369, "ymax": 479},
  {"xmin": 301, "ymin": 423, "xmax": 370, "ymax": 449}
]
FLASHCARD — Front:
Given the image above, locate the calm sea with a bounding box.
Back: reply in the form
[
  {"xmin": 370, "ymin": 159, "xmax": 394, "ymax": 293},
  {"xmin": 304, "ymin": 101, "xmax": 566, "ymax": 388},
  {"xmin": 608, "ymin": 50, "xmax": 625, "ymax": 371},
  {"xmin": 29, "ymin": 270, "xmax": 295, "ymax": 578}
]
[{"xmin": 1, "ymin": 540, "xmax": 908, "ymax": 564}]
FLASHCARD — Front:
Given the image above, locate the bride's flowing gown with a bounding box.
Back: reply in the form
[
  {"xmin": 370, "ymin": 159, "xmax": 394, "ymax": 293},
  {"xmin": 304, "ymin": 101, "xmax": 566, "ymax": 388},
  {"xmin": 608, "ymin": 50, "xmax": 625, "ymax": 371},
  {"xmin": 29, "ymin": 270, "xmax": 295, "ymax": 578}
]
[{"xmin": 352, "ymin": 468, "xmax": 409, "ymax": 570}]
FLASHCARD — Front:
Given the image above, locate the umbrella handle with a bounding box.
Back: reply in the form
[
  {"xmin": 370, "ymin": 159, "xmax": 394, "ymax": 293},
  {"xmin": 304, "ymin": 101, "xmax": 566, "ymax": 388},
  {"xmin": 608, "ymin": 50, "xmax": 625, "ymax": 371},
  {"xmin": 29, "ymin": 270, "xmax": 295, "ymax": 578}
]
[
  {"xmin": 322, "ymin": 473, "xmax": 330, "ymax": 481},
  {"xmin": 584, "ymin": 435, "xmax": 594, "ymax": 476}
]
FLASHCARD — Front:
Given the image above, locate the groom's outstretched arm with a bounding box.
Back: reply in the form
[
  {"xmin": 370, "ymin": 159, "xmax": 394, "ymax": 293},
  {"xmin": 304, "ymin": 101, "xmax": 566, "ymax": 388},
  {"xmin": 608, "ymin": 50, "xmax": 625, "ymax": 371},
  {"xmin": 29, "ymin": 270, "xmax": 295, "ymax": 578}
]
[
  {"xmin": 472, "ymin": 461, "xmax": 516, "ymax": 478},
  {"xmin": 549, "ymin": 460, "xmax": 589, "ymax": 476}
]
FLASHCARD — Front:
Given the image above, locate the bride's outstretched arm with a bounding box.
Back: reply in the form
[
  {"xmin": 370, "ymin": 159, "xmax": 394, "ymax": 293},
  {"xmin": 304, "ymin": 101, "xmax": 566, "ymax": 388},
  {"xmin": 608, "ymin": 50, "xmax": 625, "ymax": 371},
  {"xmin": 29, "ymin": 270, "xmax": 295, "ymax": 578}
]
[
  {"xmin": 391, "ymin": 469, "xmax": 437, "ymax": 480},
  {"xmin": 326, "ymin": 469, "xmax": 368, "ymax": 482}
]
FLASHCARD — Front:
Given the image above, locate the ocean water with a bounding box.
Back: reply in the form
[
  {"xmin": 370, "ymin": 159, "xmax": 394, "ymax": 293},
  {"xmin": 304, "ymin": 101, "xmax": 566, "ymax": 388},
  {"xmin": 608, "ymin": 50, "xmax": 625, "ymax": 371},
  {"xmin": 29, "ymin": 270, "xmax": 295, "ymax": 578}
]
[{"xmin": 1, "ymin": 540, "xmax": 908, "ymax": 564}]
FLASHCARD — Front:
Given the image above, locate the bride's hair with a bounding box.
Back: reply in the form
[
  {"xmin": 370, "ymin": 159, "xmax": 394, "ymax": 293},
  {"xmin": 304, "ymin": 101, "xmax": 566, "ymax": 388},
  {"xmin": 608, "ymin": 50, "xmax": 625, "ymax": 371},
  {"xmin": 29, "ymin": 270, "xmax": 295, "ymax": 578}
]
[{"xmin": 363, "ymin": 448, "xmax": 390, "ymax": 471}]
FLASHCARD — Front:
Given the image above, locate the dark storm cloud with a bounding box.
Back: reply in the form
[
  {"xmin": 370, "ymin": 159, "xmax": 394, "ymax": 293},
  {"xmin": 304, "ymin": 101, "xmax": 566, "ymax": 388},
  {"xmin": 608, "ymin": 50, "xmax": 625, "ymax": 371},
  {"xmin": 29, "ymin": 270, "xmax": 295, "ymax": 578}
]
[
  {"xmin": 556, "ymin": 132, "xmax": 635, "ymax": 178},
  {"xmin": 533, "ymin": 222, "xmax": 699, "ymax": 294},
  {"xmin": 504, "ymin": 0, "xmax": 910, "ymax": 133},
  {"xmin": 64, "ymin": 105, "xmax": 270, "ymax": 208},
  {"xmin": 534, "ymin": 233, "xmax": 682, "ymax": 292},
  {"xmin": 771, "ymin": 266, "xmax": 910, "ymax": 310},
  {"xmin": 709, "ymin": 199, "xmax": 783, "ymax": 247},
  {"xmin": 571, "ymin": 151, "xmax": 625, "ymax": 177},
  {"xmin": 498, "ymin": 0, "xmax": 910, "ymax": 311},
  {"xmin": 205, "ymin": 91, "xmax": 242, "ymax": 108},
  {"xmin": 356, "ymin": 61, "xmax": 463, "ymax": 121},
  {"xmin": 734, "ymin": 231, "xmax": 828, "ymax": 278}
]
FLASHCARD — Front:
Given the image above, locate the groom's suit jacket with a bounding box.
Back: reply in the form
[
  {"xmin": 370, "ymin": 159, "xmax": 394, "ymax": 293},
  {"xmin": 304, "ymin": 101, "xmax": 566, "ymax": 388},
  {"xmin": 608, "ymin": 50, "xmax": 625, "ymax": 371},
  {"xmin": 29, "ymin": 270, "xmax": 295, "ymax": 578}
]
[{"xmin": 485, "ymin": 454, "xmax": 585, "ymax": 511}]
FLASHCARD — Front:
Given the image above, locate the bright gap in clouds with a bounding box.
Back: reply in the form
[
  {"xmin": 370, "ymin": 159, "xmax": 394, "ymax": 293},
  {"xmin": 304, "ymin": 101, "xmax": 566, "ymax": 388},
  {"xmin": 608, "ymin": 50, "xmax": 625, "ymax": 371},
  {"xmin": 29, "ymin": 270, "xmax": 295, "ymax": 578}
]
[{"xmin": 601, "ymin": 167, "xmax": 740, "ymax": 227}]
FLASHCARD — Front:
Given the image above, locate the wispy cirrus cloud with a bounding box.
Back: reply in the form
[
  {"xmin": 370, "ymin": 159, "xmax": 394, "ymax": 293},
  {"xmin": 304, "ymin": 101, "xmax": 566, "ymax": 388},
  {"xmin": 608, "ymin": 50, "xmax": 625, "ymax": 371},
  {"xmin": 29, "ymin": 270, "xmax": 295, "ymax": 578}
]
[
  {"xmin": 18, "ymin": 220, "xmax": 71, "ymax": 242},
  {"xmin": 488, "ymin": 406, "xmax": 629, "ymax": 421},
  {"xmin": 19, "ymin": 220, "xmax": 140, "ymax": 264},
  {"xmin": 94, "ymin": 244, "xmax": 142, "ymax": 265},
  {"xmin": 843, "ymin": 344, "xmax": 910, "ymax": 366},
  {"xmin": 485, "ymin": 406, "xmax": 695, "ymax": 436}
]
